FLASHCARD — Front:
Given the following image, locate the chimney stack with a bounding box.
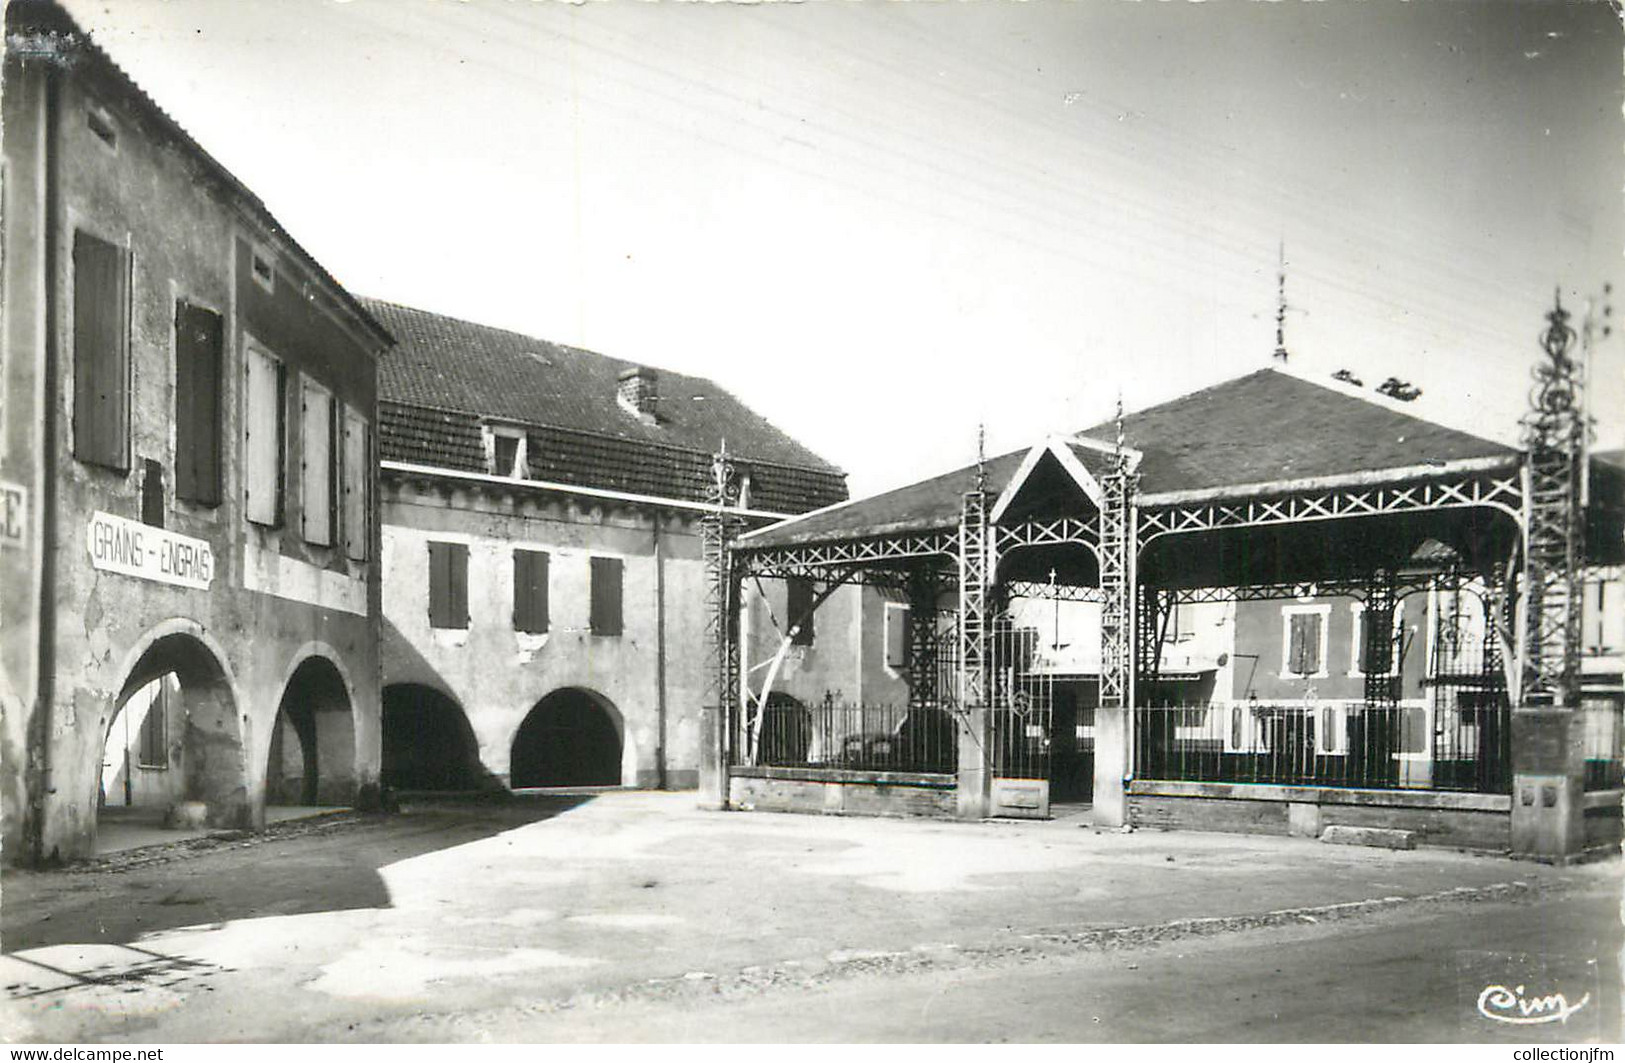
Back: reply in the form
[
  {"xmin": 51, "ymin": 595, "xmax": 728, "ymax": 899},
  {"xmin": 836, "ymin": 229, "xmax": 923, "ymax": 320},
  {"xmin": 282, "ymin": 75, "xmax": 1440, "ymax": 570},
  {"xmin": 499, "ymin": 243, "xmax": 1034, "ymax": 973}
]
[{"xmin": 617, "ymin": 366, "xmax": 659, "ymax": 424}]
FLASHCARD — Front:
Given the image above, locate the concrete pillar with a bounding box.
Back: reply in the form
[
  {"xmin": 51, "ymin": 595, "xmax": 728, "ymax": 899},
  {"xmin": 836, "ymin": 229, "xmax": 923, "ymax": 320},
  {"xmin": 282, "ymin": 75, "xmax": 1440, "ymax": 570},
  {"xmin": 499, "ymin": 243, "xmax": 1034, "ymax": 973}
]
[
  {"xmin": 1092, "ymin": 704, "xmax": 1131, "ymax": 827},
  {"xmin": 1510, "ymin": 707, "xmax": 1587, "ymax": 861},
  {"xmin": 956, "ymin": 705, "xmax": 991, "ymax": 819},
  {"xmin": 698, "ymin": 703, "xmax": 728, "ymax": 811}
]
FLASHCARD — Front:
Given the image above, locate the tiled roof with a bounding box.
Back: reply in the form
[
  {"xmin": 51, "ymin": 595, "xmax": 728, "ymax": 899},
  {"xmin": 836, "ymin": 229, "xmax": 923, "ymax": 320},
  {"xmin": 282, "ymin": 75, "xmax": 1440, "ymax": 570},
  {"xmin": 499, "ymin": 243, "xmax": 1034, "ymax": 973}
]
[
  {"xmin": 370, "ymin": 301, "xmax": 848, "ymax": 512},
  {"xmin": 365, "ymin": 299, "xmax": 840, "ymax": 474},
  {"xmin": 7, "ymin": 1, "xmax": 390, "ymax": 352},
  {"xmin": 742, "ymin": 368, "xmax": 1519, "ymax": 550},
  {"xmin": 1079, "ymin": 369, "xmax": 1515, "ymax": 496}
]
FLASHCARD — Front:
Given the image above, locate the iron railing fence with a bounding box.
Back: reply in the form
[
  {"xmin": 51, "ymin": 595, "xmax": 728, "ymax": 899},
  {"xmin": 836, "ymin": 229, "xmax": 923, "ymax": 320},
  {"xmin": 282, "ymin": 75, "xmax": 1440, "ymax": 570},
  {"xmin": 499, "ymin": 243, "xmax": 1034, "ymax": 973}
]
[
  {"xmin": 1134, "ymin": 698, "xmax": 1512, "ymax": 794},
  {"xmin": 1583, "ymin": 697, "xmax": 1624, "ymax": 791},
  {"xmin": 746, "ymin": 694, "xmax": 958, "ymax": 775}
]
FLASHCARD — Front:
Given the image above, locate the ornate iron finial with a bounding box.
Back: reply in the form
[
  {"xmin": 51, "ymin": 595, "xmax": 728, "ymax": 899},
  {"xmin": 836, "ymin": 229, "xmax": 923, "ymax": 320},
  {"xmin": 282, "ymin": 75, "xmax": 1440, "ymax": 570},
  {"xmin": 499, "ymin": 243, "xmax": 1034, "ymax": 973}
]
[
  {"xmin": 1273, "ymin": 241, "xmax": 1289, "ymax": 363},
  {"xmin": 709, "ymin": 439, "xmax": 736, "ymax": 509},
  {"xmin": 975, "ymin": 422, "xmax": 986, "ymax": 495},
  {"xmin": 1113, "ymin": 392, "xmax": 1126, "ymax": 459},
  {"xmin": 1524, "ymin": 290, "xmax": 1581, "ymax": 449}
]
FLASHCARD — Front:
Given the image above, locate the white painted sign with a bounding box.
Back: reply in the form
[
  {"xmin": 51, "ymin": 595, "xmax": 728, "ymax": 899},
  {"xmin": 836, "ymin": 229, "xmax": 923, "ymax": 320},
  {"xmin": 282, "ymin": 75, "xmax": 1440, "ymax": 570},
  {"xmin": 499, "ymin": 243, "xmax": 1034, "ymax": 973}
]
[
  {"xmin": 86, "ymin": 510, "xmax": 215, "ymax": 589},
  {"xmin": 1, "ymin": 481, "xmax": 24, "ymax": 550}
]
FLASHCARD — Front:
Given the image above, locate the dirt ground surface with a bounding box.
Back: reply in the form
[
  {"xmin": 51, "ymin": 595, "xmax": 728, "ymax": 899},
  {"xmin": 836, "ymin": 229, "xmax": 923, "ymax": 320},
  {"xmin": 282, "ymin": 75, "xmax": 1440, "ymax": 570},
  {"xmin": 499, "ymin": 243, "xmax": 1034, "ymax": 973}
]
[{"xmin": 0, "ymin": 791, "xmax": 1618, "ymax": 1043}]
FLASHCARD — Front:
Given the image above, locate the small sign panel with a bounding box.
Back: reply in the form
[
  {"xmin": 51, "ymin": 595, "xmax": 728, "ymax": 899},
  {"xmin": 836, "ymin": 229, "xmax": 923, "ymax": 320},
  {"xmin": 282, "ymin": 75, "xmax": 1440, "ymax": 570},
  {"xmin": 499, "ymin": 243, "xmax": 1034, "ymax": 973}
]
[
  {"xmin": 86, "ymin": 510, "xmax": 214, "ymax": 589},
  {"xmin": 1, "ymin": 482, "xmax": 24, "ymax": 550}
]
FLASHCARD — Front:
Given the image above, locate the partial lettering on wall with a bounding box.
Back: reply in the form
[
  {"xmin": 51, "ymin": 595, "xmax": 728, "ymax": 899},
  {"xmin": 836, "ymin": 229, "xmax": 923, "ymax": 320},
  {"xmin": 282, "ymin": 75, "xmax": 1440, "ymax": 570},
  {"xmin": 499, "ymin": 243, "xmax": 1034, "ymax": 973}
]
[
  {"xmin": 86, "ymin": 510, "xmax": 214, "ymax": 589},
  {"xmin": 1, "ymin": 481, "xmax": 25, "ymax": 550}
]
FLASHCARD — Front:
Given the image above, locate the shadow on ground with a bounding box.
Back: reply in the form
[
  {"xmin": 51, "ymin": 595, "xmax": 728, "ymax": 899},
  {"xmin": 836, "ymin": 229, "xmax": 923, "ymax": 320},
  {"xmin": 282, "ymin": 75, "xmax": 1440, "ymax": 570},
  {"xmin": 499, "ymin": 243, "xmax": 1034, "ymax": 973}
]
[{"xmin": 1, "ymin": 793, "xmax": 593, "ymax": 953}]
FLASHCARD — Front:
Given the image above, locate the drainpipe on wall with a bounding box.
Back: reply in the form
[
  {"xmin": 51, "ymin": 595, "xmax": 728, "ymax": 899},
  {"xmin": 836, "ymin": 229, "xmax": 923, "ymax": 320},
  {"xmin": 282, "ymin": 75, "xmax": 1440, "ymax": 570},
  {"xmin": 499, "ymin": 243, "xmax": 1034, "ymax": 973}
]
[
  {"xmin": 653, "ymin": 514, "xmax": 668, "ymax": 789},
  {"xmin": 30, "ymin": 65, "xmax": 63, "ymax": 865}
]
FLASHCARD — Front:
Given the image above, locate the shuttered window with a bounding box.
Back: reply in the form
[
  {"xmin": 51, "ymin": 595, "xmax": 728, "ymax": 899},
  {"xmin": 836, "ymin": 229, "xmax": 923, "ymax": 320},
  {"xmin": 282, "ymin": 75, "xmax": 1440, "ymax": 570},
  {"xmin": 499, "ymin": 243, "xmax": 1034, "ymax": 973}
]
[
  {"xmin": 884, "ymin": 604, "xmax": 911, "ymax": 669},
  {"xmin": 589, "ymin": 556, "xmax": 622, "ymax": 636},
  {"xmin": 300, "ymin": 378, "xmax": 335, "ymax": 545},
  {"xmin": 428, "ymin": 541, "xmax": 469, "ymax": 629},
  {"xmin": 72, "ymin": 230, "xmax": 130, "ymax": 470},
  {"xmin": 244, "ymin": 344, "xmax": 284, "ymax": 525},
  {"xmin": 513, "ymin": 549, "xmax": 550, "ymax": 634},
  {"xmin": 787, "ymin": 576, "xmax": 815, "ymax": 646},
  {"xmin": 342, "ymin": 406, "xmax": 369, "ymax": 561},
  {"xmin": 174, "ymin": 301, "xmax": 223, "ymax": 505},
  {"xmin": 1286, "ymin": 612, "xmax": 1324, "ymax": 676}
]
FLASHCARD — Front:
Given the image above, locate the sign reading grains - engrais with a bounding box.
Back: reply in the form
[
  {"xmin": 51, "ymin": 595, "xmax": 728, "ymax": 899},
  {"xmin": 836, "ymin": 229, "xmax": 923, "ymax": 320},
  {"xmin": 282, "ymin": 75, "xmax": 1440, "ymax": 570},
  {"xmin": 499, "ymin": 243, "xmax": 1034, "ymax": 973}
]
[{"xmin": 86, "ymin": 510, "xmax": 214, "ymax": 590}]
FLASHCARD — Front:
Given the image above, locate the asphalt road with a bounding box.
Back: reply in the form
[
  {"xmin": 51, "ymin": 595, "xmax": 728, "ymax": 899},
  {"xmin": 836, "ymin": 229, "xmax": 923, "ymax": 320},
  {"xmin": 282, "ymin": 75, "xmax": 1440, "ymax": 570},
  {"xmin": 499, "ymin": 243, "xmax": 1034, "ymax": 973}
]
[{"xmin": 1, "ymin": 792, "xmax": 1617, "ymax": 1043}]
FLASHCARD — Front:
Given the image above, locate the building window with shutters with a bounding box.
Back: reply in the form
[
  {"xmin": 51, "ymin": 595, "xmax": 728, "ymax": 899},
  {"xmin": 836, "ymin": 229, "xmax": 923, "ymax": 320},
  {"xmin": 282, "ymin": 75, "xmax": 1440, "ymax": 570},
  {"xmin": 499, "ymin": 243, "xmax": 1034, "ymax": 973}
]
[
  {"xmin": 513, "ymin": 549, "xmax": 550, "ymax": 634},
  {"xmin": 300, "ymin": 378, "xmax": 336, "ymax": 546},
  {"xmin": 341, "ymin": 406, "xmax": 370, "ymax": 561},
  {"xmin": 72, "ymin": 230, "xmax": 131, "ymax": 471},
  {"xmin": 174, "ymin": 301, "xmax": 223, "ymax": 506},
  {"xmin": 244, "ymin": 343, "xmax": 285, "ymax": 526},
  {"xmin": 1349, "ymin": 601, "xmax": 1404, "ymax": 677},
  {"xmin": 787, "ymin": 576, "xmax": 815, "ymax": 647},
  {"xmin": 428, "ymin": 541, "xmax": 469, "ymax": 630},
  {"xmin": 590, "ymin": 556, "xmax": 623, "ymax": 636},
  {"xmin": 1280, "ymin": 604, "xmax": 1331, "ymax": 679}
]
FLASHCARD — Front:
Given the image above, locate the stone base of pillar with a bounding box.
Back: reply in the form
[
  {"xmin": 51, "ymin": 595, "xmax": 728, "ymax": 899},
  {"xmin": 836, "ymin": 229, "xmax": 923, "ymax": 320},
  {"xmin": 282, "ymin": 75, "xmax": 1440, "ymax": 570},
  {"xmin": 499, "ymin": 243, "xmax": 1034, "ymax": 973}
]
[
  {"xmin": 697, "ymin": 704, "xmax": 729, "ymax": 811},
  {"xmin": 956, "ymin": 706, "xmax": 991, "ymax": 819},
  {"xmin": 1510, "ymin": 707, "xmax": 1587, "ymax": 862},
  {"xmin": 1092, "ymin": 704, "xmax": 1131, "ymax": 827}
]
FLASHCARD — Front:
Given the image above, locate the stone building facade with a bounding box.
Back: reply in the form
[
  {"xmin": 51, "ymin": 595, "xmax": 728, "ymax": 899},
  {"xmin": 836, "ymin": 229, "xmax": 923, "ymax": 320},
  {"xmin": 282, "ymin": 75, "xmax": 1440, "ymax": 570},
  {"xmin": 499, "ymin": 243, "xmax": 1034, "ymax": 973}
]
[
  {"xmin": 0, "ymin": 1, "xmax": 391, "ymax": 864},
  {"xmin": 368, "ymin": 300, "xmax": 888, "ymax": 792}
]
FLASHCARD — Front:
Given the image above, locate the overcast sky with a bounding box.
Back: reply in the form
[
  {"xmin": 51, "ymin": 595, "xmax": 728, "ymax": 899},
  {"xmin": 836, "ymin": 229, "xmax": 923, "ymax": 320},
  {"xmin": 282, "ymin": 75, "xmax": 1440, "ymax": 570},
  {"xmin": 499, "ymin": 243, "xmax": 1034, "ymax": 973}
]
[{"xmin": 65, "ymin": 0, "xmax": 1625, "ymax": 498}]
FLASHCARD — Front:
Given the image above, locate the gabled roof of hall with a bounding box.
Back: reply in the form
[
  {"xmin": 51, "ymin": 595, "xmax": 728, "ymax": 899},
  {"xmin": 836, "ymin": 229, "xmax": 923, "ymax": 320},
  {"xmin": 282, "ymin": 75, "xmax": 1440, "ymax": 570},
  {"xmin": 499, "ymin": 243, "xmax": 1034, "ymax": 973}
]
[{"xmin": 740, "ymin": 368, "xmax": 1518, "ymax": 550}]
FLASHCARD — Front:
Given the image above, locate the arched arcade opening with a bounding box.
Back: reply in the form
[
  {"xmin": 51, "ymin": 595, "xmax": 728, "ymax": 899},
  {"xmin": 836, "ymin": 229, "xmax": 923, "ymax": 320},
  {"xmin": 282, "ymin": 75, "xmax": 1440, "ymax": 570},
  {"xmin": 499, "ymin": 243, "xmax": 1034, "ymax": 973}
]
[
  {"xmin": 510, "ymin": 688, "xmax": 623, "ymax": 788},
  {"xmin": 97, "ymin": 631, "xmax": 249, "ymax": 833},
  {"xmin": 267, "ymin": 656, "xmax": 357, "ymax": 808},
  {"xmin": 382, "ymin": 683, "xmax": 488, "ymax": 791}
]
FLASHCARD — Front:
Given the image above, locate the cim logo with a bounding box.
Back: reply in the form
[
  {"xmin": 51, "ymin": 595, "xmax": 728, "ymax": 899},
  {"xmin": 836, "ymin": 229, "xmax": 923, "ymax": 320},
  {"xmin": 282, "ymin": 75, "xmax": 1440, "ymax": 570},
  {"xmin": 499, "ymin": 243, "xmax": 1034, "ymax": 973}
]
[{"xmin": 1477, "ymin": 983, "xmax": 1591, "ymax": 1026}]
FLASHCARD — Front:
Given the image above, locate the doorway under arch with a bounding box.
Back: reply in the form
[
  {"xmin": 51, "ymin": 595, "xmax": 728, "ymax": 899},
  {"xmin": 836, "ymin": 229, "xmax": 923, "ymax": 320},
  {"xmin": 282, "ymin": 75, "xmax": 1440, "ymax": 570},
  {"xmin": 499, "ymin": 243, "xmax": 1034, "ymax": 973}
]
[
  {"xmin": 510, "ymin": 688, "xmax": 623, "ymax": 788},
  {"xmin": 98, "ymin": 630, "xmax": 248, "ymax": 832},
  {"xmin": 267, "ymin": 656, "xmax": 357, "ymax": 807},
  {"xmin": 382, "ymin": 683, "xmax": 486, "ymax": 790}
]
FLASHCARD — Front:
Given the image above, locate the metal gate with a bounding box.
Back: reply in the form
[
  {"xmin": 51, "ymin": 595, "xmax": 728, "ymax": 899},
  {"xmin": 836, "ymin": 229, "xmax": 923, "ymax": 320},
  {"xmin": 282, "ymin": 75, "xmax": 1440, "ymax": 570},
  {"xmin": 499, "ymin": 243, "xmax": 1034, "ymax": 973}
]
[
  {"xmin": 987, "ymin": 594, "xmax": 1054, "ymax": 816},
  {"xmin": 1422, "ymin": 581, "xmax": 1512, "ymax": 793}
]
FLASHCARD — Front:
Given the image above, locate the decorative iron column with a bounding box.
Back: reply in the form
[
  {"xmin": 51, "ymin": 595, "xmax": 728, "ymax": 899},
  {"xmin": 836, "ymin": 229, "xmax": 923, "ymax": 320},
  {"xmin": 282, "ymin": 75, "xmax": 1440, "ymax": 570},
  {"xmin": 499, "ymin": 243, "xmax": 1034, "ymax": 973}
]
[
  {"xmin": 956, "ymin": 439, "xmax": 993, "ymax": 817},
  {"xmin": 1361, "ymin": 569, "xmax": 1400, "ymax": 787},
  {"xmin": 906, "ymin": 564, "xmax": 940, "ymax": 711},
  {"xmin": 1520, "ymin": 294, "xmax": 1586, "ymax": 709},
  {"xmin": 1509, "ymin": 292, "xmax": 1592, "ymax": 860},
  {"xmin": 1095, "ymin": 416, "xmax": 1139, "ymax": 826},
  {"xmin": 700, "ymin": 445, "xmax": 744, "ymax": 807}
]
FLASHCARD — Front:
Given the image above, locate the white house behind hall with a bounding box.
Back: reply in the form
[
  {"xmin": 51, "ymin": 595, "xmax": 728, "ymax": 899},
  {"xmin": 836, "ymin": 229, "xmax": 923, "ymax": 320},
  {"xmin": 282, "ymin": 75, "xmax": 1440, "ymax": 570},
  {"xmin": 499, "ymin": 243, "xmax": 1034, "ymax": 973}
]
[{"xmin": 366, "ymin": 299, "xmax": 902, "ymax": 792}]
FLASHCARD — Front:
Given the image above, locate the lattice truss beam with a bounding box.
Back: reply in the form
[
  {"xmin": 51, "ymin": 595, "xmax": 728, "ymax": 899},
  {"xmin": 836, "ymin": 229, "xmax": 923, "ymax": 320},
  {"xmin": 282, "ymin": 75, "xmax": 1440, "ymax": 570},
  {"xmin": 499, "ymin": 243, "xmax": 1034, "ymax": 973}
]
[
  {"xmin": 1098, "ymin": 466, "xmax": 1137, "ymax": 710},
  {"xmin": 1137, "ymin": 472, "xmax": 1522, "ymax": 545},
  {"xmin": 995, "ymin": 516, "xmax": 1099, "ymax": 552}
]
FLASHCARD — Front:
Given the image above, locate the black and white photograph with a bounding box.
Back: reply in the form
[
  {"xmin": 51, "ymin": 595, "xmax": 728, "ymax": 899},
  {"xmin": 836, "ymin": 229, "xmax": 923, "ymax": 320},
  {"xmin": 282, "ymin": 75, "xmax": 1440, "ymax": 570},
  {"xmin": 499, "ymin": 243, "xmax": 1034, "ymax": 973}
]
[{"xmin": 0, "ymin": 0, "xmax": 1621, "ymax": 1046}]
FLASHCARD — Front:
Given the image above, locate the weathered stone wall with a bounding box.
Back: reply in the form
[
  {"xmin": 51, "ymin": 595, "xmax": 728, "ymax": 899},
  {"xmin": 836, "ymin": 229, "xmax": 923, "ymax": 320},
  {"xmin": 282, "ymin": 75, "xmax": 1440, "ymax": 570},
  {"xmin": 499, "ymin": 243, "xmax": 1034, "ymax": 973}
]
[
  {"xmin": 0, "ymin": 46, "xmax": 383, "ymax": 863},
  {"xmin": 728, "ymin": 769, "xmax": 956, "ymax": 818},
  {"xmin": 380, "ymin": 477, "xmax": 886, "ymax": 789}
]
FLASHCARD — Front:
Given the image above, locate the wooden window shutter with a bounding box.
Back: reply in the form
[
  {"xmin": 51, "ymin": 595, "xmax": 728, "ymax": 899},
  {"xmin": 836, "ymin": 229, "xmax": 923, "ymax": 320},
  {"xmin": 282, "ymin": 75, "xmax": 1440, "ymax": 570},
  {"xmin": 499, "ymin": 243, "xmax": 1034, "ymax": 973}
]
[
  {"xmin": 514, "ymin": 549, "xmax": 549, "ymax": 634},
  {"xmin": 428, "ymin": 541, "xmax": 450, "ymax": 628},
  {"xmin": 788, "ymin": 576, "xmax": 815, "ymax": 646},
  {"xmin": 449, "ymin": 542, "xmax": 469, "ymax": 628},
  {"xmin": 342, "ymin": 407, "xmax": 369, "ymax": 561},
  {"xmin": 244, "ymin": 346, "xmax": 283, "ymax": 525},
  {"xmin": 72, "ymin": 231, "xmax": 130, "ymax": 470},
  {"xmin": 590, "ymin": 556, "xmax": 622, "ymax": 636},
  {"xmin": 174, "ymin": 301, "xmax": 223, "ymax": 505},
  {"xmin": 428, "ymin": 541, "xmax": 468, "ymax": 629},
  {"xmin": 300, "ymin": 379, "xmax": 334, "ymax": 545},
  {"xmin": 885, "ymin": 606, "xmax": 910, "ymax": 670}
]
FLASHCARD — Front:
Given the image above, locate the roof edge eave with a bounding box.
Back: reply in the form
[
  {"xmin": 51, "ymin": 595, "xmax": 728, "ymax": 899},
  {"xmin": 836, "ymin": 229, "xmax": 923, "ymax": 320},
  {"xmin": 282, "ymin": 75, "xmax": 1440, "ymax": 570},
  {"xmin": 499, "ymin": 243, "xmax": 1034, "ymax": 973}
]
[{"xmin": 1137, "ymin": 453, "xmax": 1523, "ymax": 507}]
